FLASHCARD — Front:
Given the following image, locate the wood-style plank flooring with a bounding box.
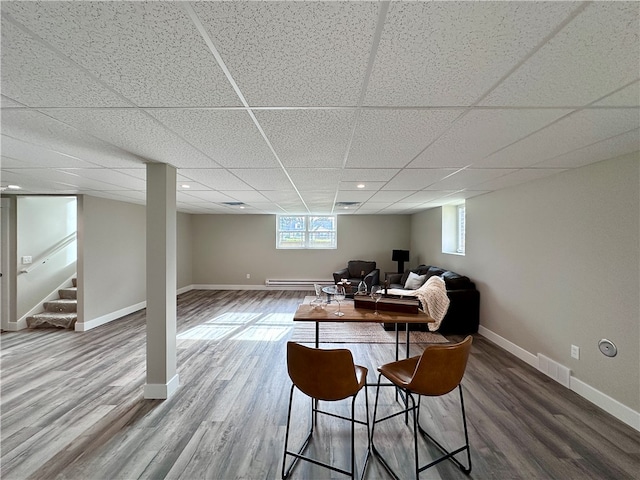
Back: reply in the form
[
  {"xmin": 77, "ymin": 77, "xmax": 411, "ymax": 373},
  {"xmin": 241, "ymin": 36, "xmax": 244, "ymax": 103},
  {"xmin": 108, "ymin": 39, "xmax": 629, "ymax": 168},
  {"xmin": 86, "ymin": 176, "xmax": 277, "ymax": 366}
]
[{"xmin": 1, "ymin": 290, "xmax": 639, "ymax": 479}]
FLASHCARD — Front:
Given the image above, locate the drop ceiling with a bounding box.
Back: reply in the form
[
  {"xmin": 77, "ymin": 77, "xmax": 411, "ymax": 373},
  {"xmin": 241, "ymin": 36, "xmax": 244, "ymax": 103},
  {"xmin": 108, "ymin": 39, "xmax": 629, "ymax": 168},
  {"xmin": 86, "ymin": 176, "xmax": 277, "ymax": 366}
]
[{"xmin": 1, "ymin": 1, "xmax": 638, "ymax": 215}]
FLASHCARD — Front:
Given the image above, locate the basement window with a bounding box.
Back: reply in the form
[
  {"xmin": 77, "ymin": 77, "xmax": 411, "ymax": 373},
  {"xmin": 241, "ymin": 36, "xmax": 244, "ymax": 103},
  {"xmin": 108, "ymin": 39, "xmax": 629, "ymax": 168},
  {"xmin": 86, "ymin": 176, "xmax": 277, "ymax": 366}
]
[
  {"xmin": 442, "ymin": 203, "xmax": 465, "ymax": 256},
  {"xmin": 276, "ymin": 215, "xmax": 337, "ymax": 249}
]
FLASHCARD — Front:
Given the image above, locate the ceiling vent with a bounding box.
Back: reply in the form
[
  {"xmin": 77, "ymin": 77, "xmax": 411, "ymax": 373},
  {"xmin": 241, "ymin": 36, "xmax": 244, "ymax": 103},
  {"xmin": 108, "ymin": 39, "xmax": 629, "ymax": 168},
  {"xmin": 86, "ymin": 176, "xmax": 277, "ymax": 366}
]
[
  {"xmin": 335, "ymin": 202, "xmax": 360, "ymax": 208},
  {"xmin": 222, "ymin": 202, "xmax": 246, "ymax": 207}
]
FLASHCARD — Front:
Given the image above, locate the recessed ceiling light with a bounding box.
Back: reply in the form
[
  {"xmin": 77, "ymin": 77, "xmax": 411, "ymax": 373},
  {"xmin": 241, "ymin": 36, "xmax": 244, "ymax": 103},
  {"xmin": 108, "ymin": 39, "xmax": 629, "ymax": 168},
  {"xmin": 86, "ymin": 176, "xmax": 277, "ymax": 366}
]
[
  {"xmin": 357, "ymin": 184, "xmax": 365, "ymax": 189},
  {"xmin": 180, "ymin": 184, "xmax": 191, "ymax": 189},
  {"xmin": 7, "ymin": 185, "xmax": 21, "ymax": 190}
]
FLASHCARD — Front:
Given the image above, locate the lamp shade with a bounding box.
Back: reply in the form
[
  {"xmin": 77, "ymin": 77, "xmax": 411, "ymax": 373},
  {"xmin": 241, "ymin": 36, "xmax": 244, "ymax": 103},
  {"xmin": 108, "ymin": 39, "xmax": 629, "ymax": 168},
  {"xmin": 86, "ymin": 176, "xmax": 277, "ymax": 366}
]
[{"xmin": 392, "ymin": 250, "xmax": 410, "ymax": 261}]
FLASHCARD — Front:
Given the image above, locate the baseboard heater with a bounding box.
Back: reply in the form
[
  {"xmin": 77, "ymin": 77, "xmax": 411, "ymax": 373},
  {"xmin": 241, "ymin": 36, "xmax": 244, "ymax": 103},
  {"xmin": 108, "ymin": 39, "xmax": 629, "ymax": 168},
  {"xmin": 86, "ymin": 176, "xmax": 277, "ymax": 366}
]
[{"xmin": 265, "ymin": 279, "xmax": 334, "ymax": 288}]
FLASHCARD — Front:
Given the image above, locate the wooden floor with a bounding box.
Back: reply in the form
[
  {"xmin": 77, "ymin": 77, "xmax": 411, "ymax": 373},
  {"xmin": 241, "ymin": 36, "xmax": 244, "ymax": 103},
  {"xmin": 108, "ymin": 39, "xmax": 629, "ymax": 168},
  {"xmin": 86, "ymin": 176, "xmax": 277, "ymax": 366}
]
[{"xmin": 1, "ymin": 290, "xmax": 639, "ymax": 480}]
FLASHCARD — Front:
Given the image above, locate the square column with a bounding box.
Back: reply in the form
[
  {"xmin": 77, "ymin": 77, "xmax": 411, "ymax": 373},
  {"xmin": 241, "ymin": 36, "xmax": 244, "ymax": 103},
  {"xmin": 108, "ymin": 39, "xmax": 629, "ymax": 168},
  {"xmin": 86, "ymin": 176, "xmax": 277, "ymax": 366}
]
[{"xmin": 144, "ymin": 163, "xmax": 179, "ymax": 399}]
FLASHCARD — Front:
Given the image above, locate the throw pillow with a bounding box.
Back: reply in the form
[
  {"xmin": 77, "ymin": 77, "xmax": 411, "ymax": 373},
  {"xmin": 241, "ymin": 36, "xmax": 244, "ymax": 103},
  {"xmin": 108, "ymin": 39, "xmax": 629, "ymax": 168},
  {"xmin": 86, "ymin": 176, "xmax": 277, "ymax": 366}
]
[{"xmin": 404, "ymin": 271, "xmax": 427, "ymax": 290}]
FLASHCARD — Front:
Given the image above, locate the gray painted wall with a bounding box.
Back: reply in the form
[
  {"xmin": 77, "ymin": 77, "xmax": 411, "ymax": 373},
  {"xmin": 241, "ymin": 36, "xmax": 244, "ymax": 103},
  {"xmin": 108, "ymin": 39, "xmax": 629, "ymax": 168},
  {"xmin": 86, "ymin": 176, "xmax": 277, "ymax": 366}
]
[
  {"xmin": 410, "ymin": 154, "xmax": 640, "ymax": 411},
  {"xmin": 78, "ymin": 195, "xmax": 193, "ymax": 326},
  {"xmin": 190, "ymin": 214, "xmax": 411, "ymax": 285}
]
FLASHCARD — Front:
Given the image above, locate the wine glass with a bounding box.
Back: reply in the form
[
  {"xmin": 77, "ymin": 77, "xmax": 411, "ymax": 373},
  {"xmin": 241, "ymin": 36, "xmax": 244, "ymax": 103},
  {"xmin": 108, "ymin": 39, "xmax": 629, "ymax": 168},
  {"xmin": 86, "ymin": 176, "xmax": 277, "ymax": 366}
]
[
  {"xmin": 370, "ymin": 286, "xmax": 383, "ymax": 315},
  {"xmin": 334, "ymin": 285, "xmax": 345, "ymax": 317}
]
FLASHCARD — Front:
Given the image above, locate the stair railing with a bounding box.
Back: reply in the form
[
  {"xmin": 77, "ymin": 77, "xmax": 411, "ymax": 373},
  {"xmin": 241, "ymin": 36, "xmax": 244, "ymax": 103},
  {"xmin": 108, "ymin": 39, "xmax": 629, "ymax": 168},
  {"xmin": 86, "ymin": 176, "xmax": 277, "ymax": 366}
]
[{"xmin": 19, "ymin": 232, "xmax": 77, "ymax": 274}]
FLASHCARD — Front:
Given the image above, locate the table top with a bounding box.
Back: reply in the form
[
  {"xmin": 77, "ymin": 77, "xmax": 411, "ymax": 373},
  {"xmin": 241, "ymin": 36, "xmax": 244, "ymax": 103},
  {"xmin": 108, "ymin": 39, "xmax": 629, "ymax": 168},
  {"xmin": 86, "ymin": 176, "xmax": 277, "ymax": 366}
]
[{"xmin": 293, "ymin": 302, "xmax": 434, "ymax": 324}]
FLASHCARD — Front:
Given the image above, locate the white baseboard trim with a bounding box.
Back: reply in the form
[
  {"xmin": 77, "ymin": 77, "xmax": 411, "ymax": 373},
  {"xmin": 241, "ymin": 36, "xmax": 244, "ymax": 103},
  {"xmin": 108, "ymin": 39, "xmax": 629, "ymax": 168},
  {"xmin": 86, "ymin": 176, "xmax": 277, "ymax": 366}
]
[
  {"xmin": 76, "ymin": 301, "xmax": 146, "ymax": 331},
  {"xmin": 478, "ymin": 325, "xmax": 640, "ymax": 432},
  {"xmin": 478, "ymin": 325, "xmax": 538, "ymax": 368},
  {"xmin": 3, "ymin": 319, "xmax": 27, "ymax": 331},
  {"xmin": 191, "ymin": 283, "xmax": 313, "ymax": 291},
  {"xmin": 570, "ymin": 376, "xmax": 640, "ymax": 431},
  {"xmin": 144, "ymin": 374, "xmax": 180, "ymax": 400}
]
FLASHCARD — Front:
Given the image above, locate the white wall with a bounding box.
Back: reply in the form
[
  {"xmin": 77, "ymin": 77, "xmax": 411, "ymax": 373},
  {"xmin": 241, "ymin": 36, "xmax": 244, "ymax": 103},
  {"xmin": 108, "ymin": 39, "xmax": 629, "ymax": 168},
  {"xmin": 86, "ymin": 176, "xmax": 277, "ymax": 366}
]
[
  {"xmin": 191, "ymin": 214, "xmax": 411, "ymax": 286},
  {"xmin": 411, "ymin": 154, "xmax": 640, "ymax": 414},
  {"xmin": 16, "ymin": 196, "xmax": 77, "ymax": 319}
]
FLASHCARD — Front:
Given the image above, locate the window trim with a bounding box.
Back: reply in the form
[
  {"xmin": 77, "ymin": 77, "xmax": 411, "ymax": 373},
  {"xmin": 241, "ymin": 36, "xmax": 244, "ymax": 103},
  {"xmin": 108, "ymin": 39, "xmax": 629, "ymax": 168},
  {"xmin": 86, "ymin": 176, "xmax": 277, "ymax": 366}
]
[
  {"xmin": 441, "ymin": 202, "xmax": 466, "ymax": 256},
  {"xmin": 276, "ymin": 215, "xmax": 337, "ymax": 249}
]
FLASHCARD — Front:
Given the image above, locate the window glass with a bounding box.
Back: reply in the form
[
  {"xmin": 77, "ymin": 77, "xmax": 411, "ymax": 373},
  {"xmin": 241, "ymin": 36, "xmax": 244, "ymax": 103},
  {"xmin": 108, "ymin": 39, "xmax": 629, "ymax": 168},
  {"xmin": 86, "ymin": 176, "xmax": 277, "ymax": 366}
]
[{"xmin": 277, "ymin": 215, "xmax": 336, "ymax": 249}]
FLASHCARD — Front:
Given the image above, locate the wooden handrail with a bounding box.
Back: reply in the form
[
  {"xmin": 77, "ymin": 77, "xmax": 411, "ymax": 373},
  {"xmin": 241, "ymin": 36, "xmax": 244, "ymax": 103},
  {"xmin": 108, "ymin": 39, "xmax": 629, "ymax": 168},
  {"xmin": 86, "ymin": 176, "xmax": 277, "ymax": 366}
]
[{"xmin": 19, "ymin": 232, "xmax": 77, "ymax": 274}]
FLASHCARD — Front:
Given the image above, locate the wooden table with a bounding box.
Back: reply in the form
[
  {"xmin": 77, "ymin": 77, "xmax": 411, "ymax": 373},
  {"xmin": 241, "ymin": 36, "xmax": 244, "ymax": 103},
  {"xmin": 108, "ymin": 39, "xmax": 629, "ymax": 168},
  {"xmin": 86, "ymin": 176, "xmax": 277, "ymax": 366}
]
[{"xmin": 293, "ymin": 302, "xmax": 434, "ymax": 360}]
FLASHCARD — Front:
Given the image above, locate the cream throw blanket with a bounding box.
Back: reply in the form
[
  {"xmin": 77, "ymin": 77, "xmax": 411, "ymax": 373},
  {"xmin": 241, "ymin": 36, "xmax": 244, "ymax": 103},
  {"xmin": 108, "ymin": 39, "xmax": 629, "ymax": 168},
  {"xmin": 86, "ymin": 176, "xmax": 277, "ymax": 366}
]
[{"xmin": 414, "ymin": 276, "xmax": 450, "ymax": 332}]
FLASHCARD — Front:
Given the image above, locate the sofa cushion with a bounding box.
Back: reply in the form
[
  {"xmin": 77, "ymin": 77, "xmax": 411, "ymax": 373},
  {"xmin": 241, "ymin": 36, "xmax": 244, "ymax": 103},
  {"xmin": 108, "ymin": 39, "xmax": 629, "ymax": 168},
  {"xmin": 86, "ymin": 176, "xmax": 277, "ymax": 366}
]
[
  {"xmin": 425, "ymin": 266, "xmax": 445, "ymax": 279},
  {"xmin": 441, "ymin": 270, "xmax": 472, "ymax": 289},
  {"xmin": 404, "ymin": 272, "xmax": 427, "ymax": 290},
  {"xmin": 347, "ymin": 260, "xmax": 376, "ymax": 279}
]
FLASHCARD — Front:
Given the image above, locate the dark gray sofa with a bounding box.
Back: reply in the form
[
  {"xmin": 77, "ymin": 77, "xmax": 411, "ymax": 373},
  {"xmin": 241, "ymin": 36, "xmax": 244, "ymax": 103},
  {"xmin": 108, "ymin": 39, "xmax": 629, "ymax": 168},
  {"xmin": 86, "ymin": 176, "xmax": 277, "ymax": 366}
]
[{"xmin": 383, "ymin": 265, "xmax": 480, "ymax": 334}]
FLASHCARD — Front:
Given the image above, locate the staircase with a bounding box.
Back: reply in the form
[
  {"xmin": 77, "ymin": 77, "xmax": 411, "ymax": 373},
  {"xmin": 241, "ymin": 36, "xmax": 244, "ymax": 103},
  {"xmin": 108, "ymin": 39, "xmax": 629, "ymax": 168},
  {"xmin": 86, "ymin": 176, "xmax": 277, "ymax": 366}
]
[{"xmin": 26, "ymin": 279, "xmax": 77, "ymax": 329}]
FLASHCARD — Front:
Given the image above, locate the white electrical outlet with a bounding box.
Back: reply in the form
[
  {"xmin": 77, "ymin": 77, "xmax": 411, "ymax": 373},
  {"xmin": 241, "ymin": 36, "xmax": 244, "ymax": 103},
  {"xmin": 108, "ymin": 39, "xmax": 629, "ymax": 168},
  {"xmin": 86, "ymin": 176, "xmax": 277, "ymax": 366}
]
[
  {"xmin": 21, "ymin": 256, "xmax": 32, "ymax": 264},
  {"xmin": 571, "ymin": 345, "xmax": 580, "ymax": 359},
  {"xmin": 246, "ymin": 273, "xmax": 250, "ymax": 279}
]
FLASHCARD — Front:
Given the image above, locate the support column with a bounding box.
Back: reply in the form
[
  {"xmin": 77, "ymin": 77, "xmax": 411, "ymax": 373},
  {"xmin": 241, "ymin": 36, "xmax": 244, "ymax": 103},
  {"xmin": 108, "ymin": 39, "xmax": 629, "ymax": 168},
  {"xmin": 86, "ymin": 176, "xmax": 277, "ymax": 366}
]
[{"xmin": 144, "ymin": 163, "xmax": 179, "ymax": 399}]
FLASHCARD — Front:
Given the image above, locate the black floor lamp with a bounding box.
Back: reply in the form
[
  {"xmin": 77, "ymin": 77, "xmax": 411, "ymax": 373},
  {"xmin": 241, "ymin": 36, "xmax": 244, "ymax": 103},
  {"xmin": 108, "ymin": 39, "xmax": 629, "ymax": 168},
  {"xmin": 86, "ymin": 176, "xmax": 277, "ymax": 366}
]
[{"xmin": 392, "ymin": 250, "xmax": 410, "ymax": 273}]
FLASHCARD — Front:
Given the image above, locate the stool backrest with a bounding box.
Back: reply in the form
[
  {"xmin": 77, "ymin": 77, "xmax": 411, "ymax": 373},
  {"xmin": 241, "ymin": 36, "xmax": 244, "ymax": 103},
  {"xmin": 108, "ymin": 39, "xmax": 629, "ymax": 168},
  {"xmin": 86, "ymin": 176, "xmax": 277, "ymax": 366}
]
[
  {"xmin": 287, "ymin": 342, "xmax": 360, "ymax": 401},
  {"xmin": 409, "ymin": 335, "xmax": 473, "ymax": 396}
]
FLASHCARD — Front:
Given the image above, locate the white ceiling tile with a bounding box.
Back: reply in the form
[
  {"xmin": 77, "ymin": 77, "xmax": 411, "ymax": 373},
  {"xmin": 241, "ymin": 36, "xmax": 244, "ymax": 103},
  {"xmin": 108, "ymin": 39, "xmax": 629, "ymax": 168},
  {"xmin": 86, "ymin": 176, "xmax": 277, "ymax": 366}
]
[
  {"xmin": 178, "ymin": 190, "xmax": 235, "ymax": 203},
  {"xmin": 341, "ymin": 168, "xmax": 400, "ymax": 182},
  {"xmin": 1, "ymin": 109, "xmax": 144, "ymax": 167},
  {"xmin": 535, "ymin": 129, "xmax": 640, "ymax": 168},
  {"xmin": 177, "ymin": 182, "xmax": 210, "ymax": 193},
  {"xmin": 148, "ymin": 109, "xmax": 278, "ymax": 168},
  {"xmin": 9, "ymin": 168, "xmax": 129, "ymax": 191},
  {"xmin": 2, "ymin": 2, "xmax": 241, "ymax": 107},
  {"xmin": 1, "ymin": 135, "xmax": 98, "ymax": 168},
  {"xmin": 439, "ymin": 191, "xmax": 491, "ymax": 204},
  {"xmin": 229, "ymin": 168, "xmax": 295, "ymax": 192},
  {"xmin": 1, "ymin": 1, "xmax": 635, "ymax": 215},
  {"xmin": 261, "ymin": 191, "xmax": 304, "ymax": 203},
  {"xmin": 0, "ymin": 18, "xmax": 130, "ymax": 108},
  {"xmin": 41, "ymin": 108, "xmax": 222, "ymax": 169},
  {"xmin": 408, "ymin": 109, "xmax": 571, "ymax": 168},
  {"xmin": 482, "ymin": 3, "xmax": 640, "ymax": 106},
  {"xmin": 401, "ymin": 190, "xmax": 459, "ymax": 204},
  {"xmin": 339, "ymin": 181, "xmax": 385, "ymax": 191},
  {"xmin": 57, "ymin": 168, "xmax": 147, "ymax": 190},
  {"xmin": 593, "ymin": 82, "xmax": 640, "ymax": 107},
  {"xmin": 335, "ymin": 190, "xmax": 374, "ymax": 202},
  {"xmin": 478, "ymin": 109, "xmax": 640, "ymax": 168},
  {"xmin": 255, "ymin": 110, "xmax": 355, "ymax": 168},
  {"xmin": 366, "ymin": 190, "xmax": 412, "ymax": 202},
  {"xmin": 88, "ymin": 191, "xmax": 146, "ymax": 205},
  {"xmin": 366, "ymin": 1, "xmax": 579, "ymax": 106},
  {"xmin": 220, "ymin": 191, "xmax": 268, "ymax": 203},
  {"xmin": 473, "ymin": 169, "xmax": 567, "ymax": 191},
  {"xmin": 382, "ymin": 169, "xmax": 458, "ymax": 191},
  {"xmin": 1, "ymin": 95, "xmax": 23, "ymax": 107},
  {"xmin": 192, "ymin": 1, "xmax": 380, "ymax": 106},
  {"xmin": 428, "ymin": 169, "xmax": 517, "ymax": 191},
  {"xmin": 178, "ymin": 169, "xmax": 252, "ymax": 191},
  {"xmin": 0, "ymin": 169, "xmax": 65, "ymax": 192},
  {"xmin": 347, "ymin": 109, "xmax": 460, "ymax": 168},
  {"xmin": 288, "ymin": 168, "xmax": 341, "ymax": 191}
]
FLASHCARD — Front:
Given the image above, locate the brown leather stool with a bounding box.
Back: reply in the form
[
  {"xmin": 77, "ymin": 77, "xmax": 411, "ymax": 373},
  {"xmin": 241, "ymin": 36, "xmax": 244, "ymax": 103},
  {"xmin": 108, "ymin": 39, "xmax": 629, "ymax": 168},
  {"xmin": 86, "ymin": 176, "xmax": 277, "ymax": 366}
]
[
  {"xmin": 371, "ymin": 336, "xmax": 473, "ymax": 478},
  {"xmin": 282, "ymin": 342, "xmax": 370, "ymax": 479}
]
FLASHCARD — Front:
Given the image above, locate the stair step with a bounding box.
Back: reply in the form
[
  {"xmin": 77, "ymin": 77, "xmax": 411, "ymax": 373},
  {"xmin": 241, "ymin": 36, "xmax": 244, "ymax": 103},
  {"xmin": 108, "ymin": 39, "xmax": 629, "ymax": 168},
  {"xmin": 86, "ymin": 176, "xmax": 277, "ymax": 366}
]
[
  {"xmin": 44, "ymin": 299, "xmax": 77, "ymax": 313},
  {"xmin": 58, "ymin": 287, "xmax": 77, "ymax": 299},
  {"xmin": 27, "ymin": 312, "xmax": 77, "ymax": 329}
]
